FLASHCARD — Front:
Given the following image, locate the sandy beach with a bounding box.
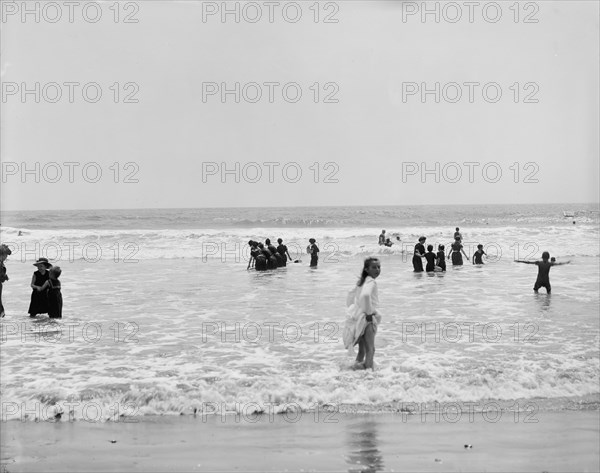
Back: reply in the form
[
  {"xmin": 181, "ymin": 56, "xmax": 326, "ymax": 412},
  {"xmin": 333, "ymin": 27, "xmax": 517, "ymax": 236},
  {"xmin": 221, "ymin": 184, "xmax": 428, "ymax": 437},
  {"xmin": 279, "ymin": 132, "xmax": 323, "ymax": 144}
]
[{"xmin": 2, "ymin": 409, "xmax": 599, "ymax": 472}]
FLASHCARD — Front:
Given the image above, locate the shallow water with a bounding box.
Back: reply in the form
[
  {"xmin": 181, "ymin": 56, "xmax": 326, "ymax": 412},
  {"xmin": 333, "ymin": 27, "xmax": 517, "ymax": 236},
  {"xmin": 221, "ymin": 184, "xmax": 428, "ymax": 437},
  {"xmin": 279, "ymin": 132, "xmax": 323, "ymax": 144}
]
[{"xmin": 0, "ymin": 205, "xmax": 598, "ymax": 420}]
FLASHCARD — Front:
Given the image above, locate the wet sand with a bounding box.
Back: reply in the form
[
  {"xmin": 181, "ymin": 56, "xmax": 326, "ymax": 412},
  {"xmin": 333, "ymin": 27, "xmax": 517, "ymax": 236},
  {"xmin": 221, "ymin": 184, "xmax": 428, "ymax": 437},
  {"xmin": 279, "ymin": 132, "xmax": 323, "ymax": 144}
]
[{"xmin": 1, "ymin": 410, "xmax": 598, "ymax": 472}]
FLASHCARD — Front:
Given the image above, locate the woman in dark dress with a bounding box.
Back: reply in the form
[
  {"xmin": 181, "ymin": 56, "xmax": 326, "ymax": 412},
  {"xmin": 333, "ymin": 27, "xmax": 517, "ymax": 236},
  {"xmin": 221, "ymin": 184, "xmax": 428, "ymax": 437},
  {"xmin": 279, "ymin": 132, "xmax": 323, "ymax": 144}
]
[
  {"xmin": 448, "ymin": 237, "xmax": 468, "ymax": 266},
  {"xmin": 255, "ymin": 243, "xmax": 269, "ymax": 271},
  {"xmin": 0, "ymin": 244, "xmax": 12, "ymax": 318},
  {"xmin": 436, "ymin": 245, "xmax": 446, "ymax": 272},
  {"xmin": 424, "ymin": 245, "xmax": 437, "ymax": 272},
  {"xmin": 247, "ymin": 241, "xmax": 259, "ymax": 269},
  {"xmin": 307, "ymin": 238, "xmax": 319, "ymax": 268},
  {"xmin": 255, "ymin": 254, "xmax": 268, "ymax": 271},
  {"xmin": 412, "ymin": 237, "xmax": 426, "ymax": 272},
  {"xmin": 277, "ymin": 238, "xmax": 292, "ymax": 267},
  {"xmin": 44, "ymin": 266, "xmax": 63, "ymax": 319},
  {"xmin": 472, "ymin": 244, "xmax": 487, "ymax": 265},
  {"xmin": 28, "ymin": 257, "xmax": 52, "ymax": 317}
]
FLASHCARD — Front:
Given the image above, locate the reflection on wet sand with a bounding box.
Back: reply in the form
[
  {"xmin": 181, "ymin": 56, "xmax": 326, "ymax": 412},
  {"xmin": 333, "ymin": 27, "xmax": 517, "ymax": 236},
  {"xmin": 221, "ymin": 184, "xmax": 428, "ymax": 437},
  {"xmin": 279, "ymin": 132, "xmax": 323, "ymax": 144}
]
[{"xmin": 345, "ymin": 418, "xmax": 384, "ymax": 473}]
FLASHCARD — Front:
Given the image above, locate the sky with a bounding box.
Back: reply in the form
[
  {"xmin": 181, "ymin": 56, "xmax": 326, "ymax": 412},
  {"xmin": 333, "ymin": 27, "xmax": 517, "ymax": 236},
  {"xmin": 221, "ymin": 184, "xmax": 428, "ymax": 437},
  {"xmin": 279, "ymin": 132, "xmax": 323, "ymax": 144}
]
[{"xmin": 1, "ymin": 0, "xmax": 599, "ymax": 211}]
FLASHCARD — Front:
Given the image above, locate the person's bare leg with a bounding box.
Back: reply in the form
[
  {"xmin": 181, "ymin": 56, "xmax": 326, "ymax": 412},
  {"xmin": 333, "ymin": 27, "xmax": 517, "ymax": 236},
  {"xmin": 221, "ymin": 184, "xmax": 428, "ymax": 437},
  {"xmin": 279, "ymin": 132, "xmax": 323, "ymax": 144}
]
[
  {"xmin": 356, "ymin": 337, "xmax": 365, "ymax": 363},
  {"xmin": 363, "ymin": 323, "xmax": 376, "ymax": 369}
]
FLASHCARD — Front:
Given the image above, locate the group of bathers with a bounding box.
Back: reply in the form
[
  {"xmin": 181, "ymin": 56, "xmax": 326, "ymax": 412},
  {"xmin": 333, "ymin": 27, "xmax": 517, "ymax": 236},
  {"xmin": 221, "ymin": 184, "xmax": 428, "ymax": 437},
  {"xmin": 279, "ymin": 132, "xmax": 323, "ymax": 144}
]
[{"xmin": 247, "ymin": 239, "xmax": 292, "ymax": 271}]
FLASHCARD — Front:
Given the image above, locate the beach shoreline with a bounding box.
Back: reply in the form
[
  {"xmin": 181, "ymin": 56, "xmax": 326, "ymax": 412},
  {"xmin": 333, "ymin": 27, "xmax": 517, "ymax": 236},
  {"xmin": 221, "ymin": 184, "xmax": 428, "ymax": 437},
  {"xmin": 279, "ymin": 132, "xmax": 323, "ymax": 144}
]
[{"xmin": 2, "ymin": 410, "xmax": 598, "ymax": 472}]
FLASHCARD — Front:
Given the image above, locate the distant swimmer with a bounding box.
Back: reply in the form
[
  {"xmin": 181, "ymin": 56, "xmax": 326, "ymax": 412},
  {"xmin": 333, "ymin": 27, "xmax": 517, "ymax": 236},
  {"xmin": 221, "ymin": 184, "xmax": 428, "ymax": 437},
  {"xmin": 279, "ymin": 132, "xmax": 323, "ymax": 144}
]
[
  {"xmin": 384, "ymin": 232, "xmax": 399, "ymax": 247},
  {"xmin": 448, "ymin": 236, "xmax": 468, "ymax": 266},
  {"xmin": 412, "ymin": 237, "xmax": 426, "ymax": 272},
  {"xmin": 18, "ymin": 231, "xmax": 23, "ymax": 236},
  {"xmin": 378, "ymin": 230, "xmax": 386, "ymax": 245},
  {"xmin": 454, "ymin": 227, "xmax": 462, "ymax": 242},
  {"xmin": 424, "ymin": 245, "xmax": 436, "ymax": 272},
  {"xmin": 472, "ymin": 244, "xmax": 487, "ymax": 265},
  {"xmin": 515, "ymin": 251, "xmax": 571, "ymax": 294},
  {"xmin": 307, "ymin": 238, "xmax": 320, "ymax": 268}
]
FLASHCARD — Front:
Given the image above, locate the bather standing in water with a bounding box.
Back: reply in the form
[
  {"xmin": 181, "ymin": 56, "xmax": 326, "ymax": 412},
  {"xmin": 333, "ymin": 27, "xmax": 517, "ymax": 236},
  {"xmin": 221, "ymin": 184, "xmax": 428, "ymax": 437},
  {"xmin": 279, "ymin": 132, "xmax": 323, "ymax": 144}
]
[
  {"xmin": 412, "ymin": 237, "xmax": 426, "ymax": 272},
  {"xmin": 515, "ymin": 251, "xmax": 570, "ymax": 294},
  {"xmin": 448, "ymin": 236, "xmax": 468, "ymax": 266}
]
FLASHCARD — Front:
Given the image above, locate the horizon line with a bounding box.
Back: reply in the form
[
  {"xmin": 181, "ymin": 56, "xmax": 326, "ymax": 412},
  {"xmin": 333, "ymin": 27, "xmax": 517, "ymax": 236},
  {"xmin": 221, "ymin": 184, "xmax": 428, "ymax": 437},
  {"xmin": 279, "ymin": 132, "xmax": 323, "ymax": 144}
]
[{"xmin": 1, "ymin": 202, "xmax": 599, "ymax": 213}]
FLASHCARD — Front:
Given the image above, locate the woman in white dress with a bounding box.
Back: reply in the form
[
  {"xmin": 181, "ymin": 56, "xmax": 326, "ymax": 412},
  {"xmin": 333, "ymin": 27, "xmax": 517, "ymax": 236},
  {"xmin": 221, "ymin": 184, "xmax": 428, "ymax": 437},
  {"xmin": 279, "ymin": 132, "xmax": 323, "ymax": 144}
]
[{"xmin": 344, "ymin": 257, "xmax": 382, "ymax": 370}]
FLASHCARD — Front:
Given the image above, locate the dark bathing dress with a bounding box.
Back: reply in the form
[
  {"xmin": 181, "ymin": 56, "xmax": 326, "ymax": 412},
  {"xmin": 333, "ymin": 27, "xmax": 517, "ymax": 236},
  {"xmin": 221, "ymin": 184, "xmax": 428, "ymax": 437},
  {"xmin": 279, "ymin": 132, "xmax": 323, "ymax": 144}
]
[
  {"xmin": 451, "ymin": 242, "xmax": 464, "ymax": 266},
  {"xmin": 473, "ymin": 251, "xmax": 484, "ymax": 264},
  {"xmin": 255, "ymin": 253, "xmax": 267, "ymax": 271},
  {"xmin": 436, "ymin": 250, "xmax": 446, "ymax": 271},
  {"xmin": 28, "ymin": 270, "xmax": 49, "ymax": 315},
  {"xmin": 277, "ymin": 244, "xmax": 288, "ymax": 267},
  {"xmin": 412, "ymin": 243, "xmax": 425, "ymax": 272},
  {"xmin": 48, "ymin": 279, "xmax": 63, "ymax": 319},
  {"xmin": 0, "ymin": 261, "xmax": 7, "ymax": 315},
  {"xmin": 309, "ymin": 244, "xmax": 319, "ymax": 267},
  {"xmin": 424, "ymin": 252, "xmax": 436, "ymax": 272},
  {"xmin": 533, "ymin": 261, "xmax": 552, "ymax": 293}
]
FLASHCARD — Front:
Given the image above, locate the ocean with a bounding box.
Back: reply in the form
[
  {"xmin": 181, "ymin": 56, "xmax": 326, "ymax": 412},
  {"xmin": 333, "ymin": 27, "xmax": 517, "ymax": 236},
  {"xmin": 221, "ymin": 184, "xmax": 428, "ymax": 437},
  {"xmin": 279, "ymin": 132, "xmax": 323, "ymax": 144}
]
[{"xmin": 0, "ymin": 203, "xmax": 598, "ymax": 421}]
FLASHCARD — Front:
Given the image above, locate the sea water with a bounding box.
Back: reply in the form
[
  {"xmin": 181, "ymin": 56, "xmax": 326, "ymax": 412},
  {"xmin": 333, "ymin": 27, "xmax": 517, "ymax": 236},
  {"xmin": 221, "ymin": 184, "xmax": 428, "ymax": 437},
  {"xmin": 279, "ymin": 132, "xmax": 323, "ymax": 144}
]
[{"xmin": 0, "ymin": 204, "xmax": 598, "ymax": 420}]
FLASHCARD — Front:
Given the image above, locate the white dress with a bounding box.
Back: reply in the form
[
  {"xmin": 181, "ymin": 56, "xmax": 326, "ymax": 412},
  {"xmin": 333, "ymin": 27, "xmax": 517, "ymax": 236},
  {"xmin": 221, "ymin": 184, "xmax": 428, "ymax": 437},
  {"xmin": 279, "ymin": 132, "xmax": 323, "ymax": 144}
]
[{"xmin": 343, "ymin": 276, "xmax": 382, "ymax": 352}]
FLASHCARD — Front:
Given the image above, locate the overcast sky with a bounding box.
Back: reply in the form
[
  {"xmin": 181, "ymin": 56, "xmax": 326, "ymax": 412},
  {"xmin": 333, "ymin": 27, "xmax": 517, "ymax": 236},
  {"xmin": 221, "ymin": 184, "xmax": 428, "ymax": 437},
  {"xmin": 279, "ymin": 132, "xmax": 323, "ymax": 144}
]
[{"xmin": 1, "ymin": 0, "xmax": 598, "ymax": 211}]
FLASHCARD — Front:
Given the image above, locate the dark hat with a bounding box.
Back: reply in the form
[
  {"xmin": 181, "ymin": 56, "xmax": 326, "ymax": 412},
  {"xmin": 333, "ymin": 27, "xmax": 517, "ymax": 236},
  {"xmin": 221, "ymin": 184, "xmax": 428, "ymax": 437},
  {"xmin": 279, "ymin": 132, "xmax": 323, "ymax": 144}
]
[
  {"xmin": 33, "ymin": 257, "xmax": 52, "ymax": 267},
  {"xmin": 309, "ymin": 238, "xmax": 316, "ymax": 244},
  {"xmin": 418, "ymin": 236, "xmax": 426, "ymax": 242},
  {"xmin": 0, "ymin": 244, "xmax": 11, "ymax": 256}
]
